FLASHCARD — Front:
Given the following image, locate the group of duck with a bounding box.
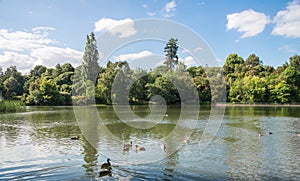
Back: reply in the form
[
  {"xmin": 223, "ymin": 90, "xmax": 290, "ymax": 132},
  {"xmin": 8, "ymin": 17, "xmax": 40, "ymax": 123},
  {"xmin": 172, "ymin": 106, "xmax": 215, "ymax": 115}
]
[
  {"xmin": 258, "ymin": 131, "xmax": 273, "ymax": 137},
  {"xmin": 122, "ymin": 141, "xmax": 145, "ymax": 152}
]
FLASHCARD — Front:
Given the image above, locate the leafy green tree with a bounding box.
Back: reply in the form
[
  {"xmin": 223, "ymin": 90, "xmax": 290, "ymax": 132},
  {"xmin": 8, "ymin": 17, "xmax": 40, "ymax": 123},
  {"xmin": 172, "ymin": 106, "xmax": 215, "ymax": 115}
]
[
  {"xmin": 188, "ymin": 66, "xmax": 211, "ymax": 102},
  {"xmin": 4, "ymin": 77, "xmax": 19, "ymax": 98},
  {"xmin": 288, "ymin": 54, "xmax": 300, "ymax": 72},
  {"xmin": 206, "ymin": 67, "xmax": 226, "ymax": 103},
  {"xmin": 95, "ymin": 61, "xmax": 129, "ymax": 104},
  {"xmin": 223, "ymin": 53, "xmax": 244, "ymax": 76},
  {"xmin": 61, "ymin": 63, "xmax": 75, "ymax": 73},
  {"xmin": 270, "ymin": 81, "xmax": 294, "ymax": 103},
  {"xmin": 229, "ymin": 76, "xmax": 267, "ymax": 103},
  {"xmin": 54, "ymin": 64, "xmax": 62, "ymax": 77},
  {"xmin": 244, "ymin": 54, "xmax": 264, "ymax": 76},
  {"xmin": 129, "ymin": 69, "xmax": 150, "ymax": 104},
  {"xmin": 228, "ymin": 78, "xmax": 244, "ymax": 103},
  {"xmin": 28, "ymin": 78, "xmax": 64, "ymax": 105},
  {"xmin": 30, "ymin": 65, "xmax": 47, "ymax": 78},
  {"xmin": 146, "ymin": 75, "xmax": 179, "ymax": 104},
  {"xmin": 164, "ymin": 38, "xmax": 179, "ymax": 70},
  {"xmin": 2, "ymin": 66, "xmax": 25, "ymax": 99},
  {"xmin": 223, "ymin": 54, "xmax": 244, "ymax": 100},
  {"xmin": 0, "ymin": 67, "xmax": 6, "ymax": 99}
]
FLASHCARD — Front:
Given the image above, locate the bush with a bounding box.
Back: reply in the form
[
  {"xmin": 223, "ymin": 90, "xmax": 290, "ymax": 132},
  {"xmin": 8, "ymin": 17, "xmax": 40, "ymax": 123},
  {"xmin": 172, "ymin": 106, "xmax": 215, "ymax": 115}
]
[{"xmin": 0, "ymin": 100, "xmax": 26, "ymax": 113}]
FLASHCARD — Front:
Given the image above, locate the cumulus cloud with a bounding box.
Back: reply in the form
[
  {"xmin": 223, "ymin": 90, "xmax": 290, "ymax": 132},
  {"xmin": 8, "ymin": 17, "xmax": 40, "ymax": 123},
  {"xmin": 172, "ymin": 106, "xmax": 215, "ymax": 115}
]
[
  {"xmin": 0, "ymin": 27, "xmax": 82, "ymax": 73},
  {"xmin": 226, "ymin": 9, "xmax": 270, "ymax": 38},
  {"xmin": 31, "ymin": 47, "xmax": 82, "ymax": 68},
  {"xmin": 163, "ymin": 1, "xmax": 176, "ymax": 17},
  {"xmin": 144, "ymin": 1, "xmax": 176, "ymax": 17},
  {"xmin": 94, "ymin": 18, "xmax": 137, "ymax": 38},
  {"xmin": 165, "ymin": 1, "xmax": 176, "ymax": 13},
  {"xmin": 180, "ymin": 56, "xmax": 196, "ymax": 66},
  {"xmin": 0, "ymin": 51, "xmax": 35, "ymax": 72},
  {"xmin": 272, "ymin": 0, "xmax": 300, "ymax": 38},
  {"xmin": 114, "ymin": 51, "xmax": 153, "ymax": 61},
  {"xmin": 0, "ymin": 28, "xmax": 56, "ymax": 51}
]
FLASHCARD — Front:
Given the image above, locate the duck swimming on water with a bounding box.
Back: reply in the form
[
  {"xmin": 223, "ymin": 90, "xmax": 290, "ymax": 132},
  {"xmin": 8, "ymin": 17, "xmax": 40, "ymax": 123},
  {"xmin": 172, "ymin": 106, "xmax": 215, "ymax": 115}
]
[
  {"xmin": 123, "ymin": 145, "xmax": 130, "ymax": 151},
  {"xmin": 135, "ymin": 145, "xmax": 145, "ymax": 151},
  {"xmin": 101, "ymin": 158, "xmax": 111, "ymax": 169},
  {"xmin": 123, "ymin": 141, "xmax": 132, "ymax": 148},
  {"xmin": 99, "ymin": 167, "xmax": 112, "ymax": 177},
  {"xmin": 70, "ymin": 136, "xmax": 80, "ymax": 140}
]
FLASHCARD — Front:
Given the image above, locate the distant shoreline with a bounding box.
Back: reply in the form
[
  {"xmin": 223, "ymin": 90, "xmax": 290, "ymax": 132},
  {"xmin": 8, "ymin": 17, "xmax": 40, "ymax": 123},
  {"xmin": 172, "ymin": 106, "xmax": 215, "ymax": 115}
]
[{"xmin": 214, "ymin": 103, "xmax": 300, "ymax": 107}]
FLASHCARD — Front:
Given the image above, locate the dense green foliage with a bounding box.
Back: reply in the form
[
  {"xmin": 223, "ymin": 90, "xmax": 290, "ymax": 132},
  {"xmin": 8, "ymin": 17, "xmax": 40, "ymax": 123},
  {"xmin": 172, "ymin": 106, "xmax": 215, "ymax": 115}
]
[
  {"xmin": 0, "ymin": 35, "xmax": 299, "ymax": 105},
  {"xmin": 0, "ymin": 100, "xmax": 25, "ymax": 113}
]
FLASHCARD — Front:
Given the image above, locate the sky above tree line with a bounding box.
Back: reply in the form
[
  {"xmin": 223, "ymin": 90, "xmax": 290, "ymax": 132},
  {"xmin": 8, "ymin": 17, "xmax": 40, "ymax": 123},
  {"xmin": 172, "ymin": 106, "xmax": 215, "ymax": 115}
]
[{"xmin": 0, "ymin": 0, "xmax": 299, "ymax": 73}]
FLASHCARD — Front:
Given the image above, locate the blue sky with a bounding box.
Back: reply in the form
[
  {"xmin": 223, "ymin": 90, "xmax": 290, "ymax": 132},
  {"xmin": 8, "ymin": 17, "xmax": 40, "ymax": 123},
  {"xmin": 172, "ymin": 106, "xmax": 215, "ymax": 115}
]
[{"xmin": 0, "ymin": 0, "xmax": 299, "ymax": 73}]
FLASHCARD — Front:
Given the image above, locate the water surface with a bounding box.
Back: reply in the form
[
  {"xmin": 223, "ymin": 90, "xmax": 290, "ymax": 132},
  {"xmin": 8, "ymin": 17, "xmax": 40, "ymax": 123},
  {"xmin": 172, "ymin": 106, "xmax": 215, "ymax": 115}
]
[{"xmin": 0, "ymin": 105, "xmax": 299, "ymax": 180}]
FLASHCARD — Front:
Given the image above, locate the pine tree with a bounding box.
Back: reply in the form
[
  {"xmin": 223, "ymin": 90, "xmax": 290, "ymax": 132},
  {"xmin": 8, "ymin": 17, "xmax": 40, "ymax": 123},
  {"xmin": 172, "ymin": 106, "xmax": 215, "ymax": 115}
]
[{"xmin": 164, "ymin": 38, "xmax": 179, "ymax": 70}]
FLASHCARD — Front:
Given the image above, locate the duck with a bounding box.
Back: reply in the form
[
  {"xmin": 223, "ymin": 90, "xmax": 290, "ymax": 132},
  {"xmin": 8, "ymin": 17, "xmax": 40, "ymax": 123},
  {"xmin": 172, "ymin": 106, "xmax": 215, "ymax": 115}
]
[
  {"xmin": 163, "ymin": 144, "xmax": 167, "ymax": 151},
  {"xmin": 259, "ymin": 133, "xmax": 263, "ymax": 137},
  {"xmin": 135, "ymin": 145, "xmax": 145, "ymax": 151},
  {"xmin": 124, "ymin": 141, "xmax": 133, "ymax": 148},
  {"xmin": 269, "ymin": 131, "xmax": 273, "ymax": 135},
  {"xmin": 70, "ymin": 136, "xmax": 80, "ymax": 140},
  {"xmin": 101, "ymin": 158, "xmax": 111, "ymax": 169},
  {"xmin": 99, "ymin": 167, "xmax": 112, "ymax": 177},
  {"xmin": 123, "ymin": 145, "xmax": 130, "ymax": 151}
]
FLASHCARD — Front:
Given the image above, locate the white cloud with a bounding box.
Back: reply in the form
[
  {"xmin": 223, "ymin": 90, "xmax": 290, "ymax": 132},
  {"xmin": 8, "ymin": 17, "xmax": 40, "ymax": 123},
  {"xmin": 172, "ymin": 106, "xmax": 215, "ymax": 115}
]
[
  {"xmin": 194, "ymin": 47, "xmax": 203, "ymax": 52},
  {"xmin": 182, "ymin": 47, "xmax": 202, "ymax": 54},
  {"xmin": 142, "ymin": 4, "xmax": 148, "ymax": 8},
  {"xmin": 32, "ymin": 26, "xmax": 55, "ymax": 33},
  {"xmin": 94, "ymin": 18, "xmax": 137, "ymax": 38},
  {"xmin": 165, "ymin": 1, "xmax": 176, "ymax": 13},
  {"xmin": 161, "ymin": 1, "xmax": 177, "ymax": 18},
  {"xmin": 147, "ymin": 11, "xmax": 157, "ymax": 16},
  {"xmin": 0, "ymin": 28, "xmax": 56, "ymax": 51},
  {"xmin": 145, "ymin": 1, "xmax": 176, "ymax": 17},
  {"xmin": 272, "ymin": 0, "xmax": 300, "ymax": 38},
  {"xmin": 226, "ymin": 9, "xmax": 270, "ymax": 38},
  {"xmin": 179, "ymin": 56, "xmax": 196, "ymax": 66},
  {"xmin": 0, "ymin": 28, "xmax": 82, "ymax": 73},
  {"xmin": 0, "ymin": 51, "xmax": 35, "ymax": 72},
  {"xmin": 182, "ymin": 48, "xmax": 190, "ymax": 54},
  {"xmin": 278, "ymin": 44, "xmax": 297, "ymax": 53},
  {"xmin": 114, "ymin": 51, "xmax": 153, "ymax": 61},
  {"xmin": 31, "ymin": 47, "xmax": 82, "ymax": 68}
]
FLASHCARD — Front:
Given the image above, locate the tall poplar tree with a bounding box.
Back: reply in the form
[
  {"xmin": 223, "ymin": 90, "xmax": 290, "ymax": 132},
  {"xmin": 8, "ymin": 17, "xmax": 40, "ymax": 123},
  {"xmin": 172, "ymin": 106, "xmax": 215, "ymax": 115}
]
[{"xmin": 82, "ymin": 32, "xmax": 100, "ymax": 83}]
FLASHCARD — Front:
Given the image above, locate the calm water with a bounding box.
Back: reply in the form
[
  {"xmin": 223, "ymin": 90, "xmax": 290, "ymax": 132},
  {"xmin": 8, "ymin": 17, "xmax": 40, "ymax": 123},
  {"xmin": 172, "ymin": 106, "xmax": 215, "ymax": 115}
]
[{"xmin": 0, "ymin": 105, "xmax": 299, "ymax": 180}]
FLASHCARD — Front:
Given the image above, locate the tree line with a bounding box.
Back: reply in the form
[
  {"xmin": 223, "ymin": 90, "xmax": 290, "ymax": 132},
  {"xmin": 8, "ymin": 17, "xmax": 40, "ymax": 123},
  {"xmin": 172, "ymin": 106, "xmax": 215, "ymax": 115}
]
[{"xmin": 0, "ymin": 33, "xmax": 299, "ymax": 106}]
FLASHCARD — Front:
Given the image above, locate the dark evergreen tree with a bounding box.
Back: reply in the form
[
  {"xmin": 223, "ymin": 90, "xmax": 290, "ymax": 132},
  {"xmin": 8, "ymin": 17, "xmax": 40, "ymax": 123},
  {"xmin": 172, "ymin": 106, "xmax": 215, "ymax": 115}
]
[{"xmin": 164, "ymin": 38, "xmax": 179, "ymax": 70}]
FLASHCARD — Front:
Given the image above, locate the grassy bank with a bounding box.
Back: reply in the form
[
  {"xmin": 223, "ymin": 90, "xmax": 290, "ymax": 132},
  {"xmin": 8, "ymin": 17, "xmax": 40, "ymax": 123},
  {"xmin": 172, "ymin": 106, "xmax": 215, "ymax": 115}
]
[{"xmin": 0, "ymin": 100, "xmax": 26, "ymax": 113}]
